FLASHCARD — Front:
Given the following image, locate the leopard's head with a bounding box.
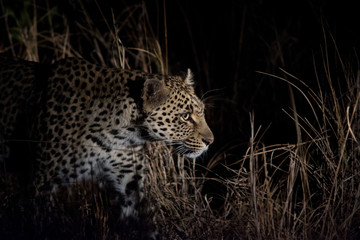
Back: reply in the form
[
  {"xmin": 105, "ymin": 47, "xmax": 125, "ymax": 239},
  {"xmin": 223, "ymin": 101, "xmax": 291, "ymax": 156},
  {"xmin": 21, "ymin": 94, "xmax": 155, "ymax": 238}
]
[{"xmin": 142, "ymin": 70, "xmax": 214, "ymax": 158}]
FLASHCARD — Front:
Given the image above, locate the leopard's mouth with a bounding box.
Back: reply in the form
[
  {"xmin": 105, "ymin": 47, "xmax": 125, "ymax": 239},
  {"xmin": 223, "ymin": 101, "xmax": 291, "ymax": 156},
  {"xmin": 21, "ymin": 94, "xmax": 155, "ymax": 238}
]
[{"xmin": 173, "ymin": 142, "xmax": 208, "ymax": 158}]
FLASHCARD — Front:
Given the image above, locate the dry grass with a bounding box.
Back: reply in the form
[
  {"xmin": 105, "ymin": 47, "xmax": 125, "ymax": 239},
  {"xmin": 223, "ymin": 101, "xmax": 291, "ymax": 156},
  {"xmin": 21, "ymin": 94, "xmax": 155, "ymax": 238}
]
[{"xmin": 1, "ymin": 1, "xmax": 360, "ymax": 239}]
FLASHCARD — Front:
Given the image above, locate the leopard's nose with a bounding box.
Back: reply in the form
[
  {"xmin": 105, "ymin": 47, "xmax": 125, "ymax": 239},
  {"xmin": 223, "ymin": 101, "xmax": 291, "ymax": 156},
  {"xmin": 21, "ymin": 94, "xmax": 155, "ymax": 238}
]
[{"xmin": 202, "ymin": 136, "xmax": 214, "ymax": 146}]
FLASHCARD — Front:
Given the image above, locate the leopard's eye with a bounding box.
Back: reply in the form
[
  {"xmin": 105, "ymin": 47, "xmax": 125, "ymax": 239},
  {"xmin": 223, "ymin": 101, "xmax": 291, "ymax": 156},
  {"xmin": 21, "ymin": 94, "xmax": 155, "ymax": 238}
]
[{"xmin": 181, "ymin": 113, "xmax": 190, "ymax": 121}]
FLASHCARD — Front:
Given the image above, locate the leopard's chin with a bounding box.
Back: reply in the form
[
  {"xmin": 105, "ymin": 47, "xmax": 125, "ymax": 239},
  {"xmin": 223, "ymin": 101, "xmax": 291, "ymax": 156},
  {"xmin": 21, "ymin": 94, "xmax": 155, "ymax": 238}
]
[{"xmin": 185, "ymin": 149, "xmax": 207, "ymax": 158}]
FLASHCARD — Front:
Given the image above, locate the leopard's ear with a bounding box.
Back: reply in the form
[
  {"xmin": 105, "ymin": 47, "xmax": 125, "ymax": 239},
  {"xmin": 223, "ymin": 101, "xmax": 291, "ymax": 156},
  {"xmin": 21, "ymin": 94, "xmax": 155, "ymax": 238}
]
[
  {"xmin": 185, "ymin": 69, "xmax": 194, "ymax": 86},
  {"xmin": 142, "ymin": 78, "xmax": 169, "ymax": 113}
]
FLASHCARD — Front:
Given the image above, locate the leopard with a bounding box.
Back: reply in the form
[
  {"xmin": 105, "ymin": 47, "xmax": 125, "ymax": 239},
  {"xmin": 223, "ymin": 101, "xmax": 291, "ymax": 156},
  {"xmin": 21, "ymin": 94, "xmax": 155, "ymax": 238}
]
[{"xmin": 0, "ymin": 55, "xmax": 214, "ymax": 237}]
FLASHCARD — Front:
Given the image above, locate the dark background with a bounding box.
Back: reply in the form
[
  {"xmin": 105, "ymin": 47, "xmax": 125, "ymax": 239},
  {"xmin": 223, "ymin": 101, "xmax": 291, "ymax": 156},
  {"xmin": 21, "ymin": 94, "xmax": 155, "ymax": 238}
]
[{"xmin": 143, "ymin": 0, "xmax": 360, "ymax": 155}]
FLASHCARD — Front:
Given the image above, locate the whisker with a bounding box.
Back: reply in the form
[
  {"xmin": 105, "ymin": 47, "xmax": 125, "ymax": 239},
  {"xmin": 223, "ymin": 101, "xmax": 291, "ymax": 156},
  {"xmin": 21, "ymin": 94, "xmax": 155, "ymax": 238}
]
[{"xmin": 200, "ymin": 88, "xmax": 225, "ymax": 102}]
